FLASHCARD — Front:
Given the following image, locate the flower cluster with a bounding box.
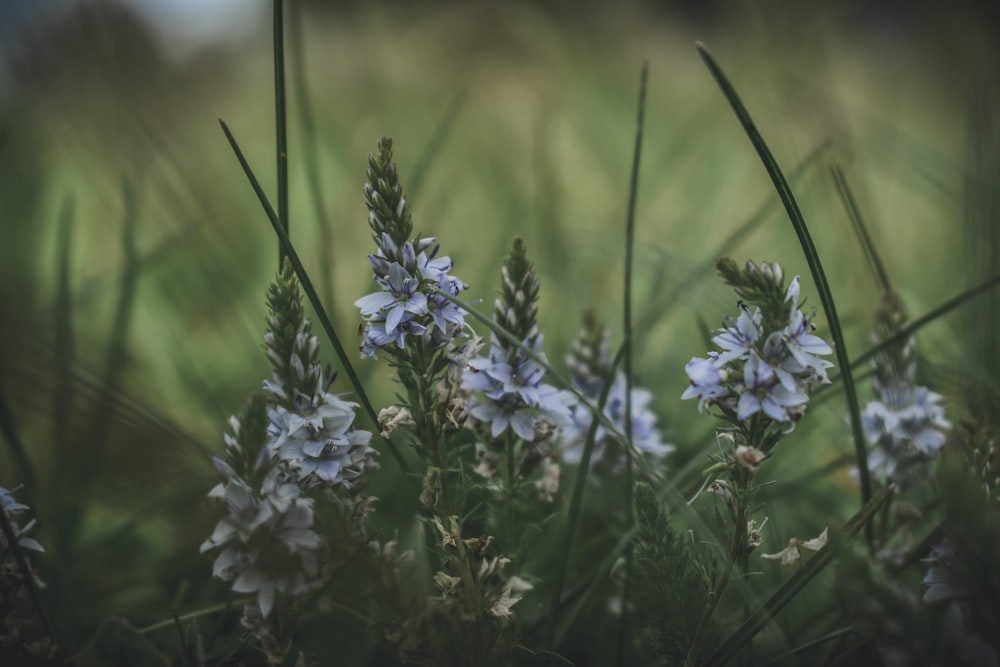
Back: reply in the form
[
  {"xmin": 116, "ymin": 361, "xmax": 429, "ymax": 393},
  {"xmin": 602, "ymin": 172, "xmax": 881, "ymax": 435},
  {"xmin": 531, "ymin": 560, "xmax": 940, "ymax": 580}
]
[
  {"xmin": 265, "ymin": 261, "xmax": 378, "ymax": 491},
  {"xmin": 463, "ymin": 237, "xmax": 573, "ymax": 441},
  {"xmin": 681, "ymin": 259, "xmax": 833, "ymax": 429},
  {"xmin": 203, "ymin": 265, "xmax": 377, "ymax": 620},
  {"xmin": 354, "ymin": 137, "xmax": 468, "ymax": 358},
  {"xmin": 201, "ymin": 401, "xmax": 322, "ymax": 618},
  {"xmin": 862, "ymin": 291, "xmax": 949, "ymax": 481},
  {"xmin": 560, "ymin": 311, "xmax": 672, "ymax": 468}
]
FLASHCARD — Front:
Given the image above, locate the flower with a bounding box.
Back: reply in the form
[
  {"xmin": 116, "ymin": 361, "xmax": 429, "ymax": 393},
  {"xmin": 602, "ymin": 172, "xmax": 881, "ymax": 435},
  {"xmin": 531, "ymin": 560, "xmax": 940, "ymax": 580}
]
[
  {"xmin": 355, "ymin": 139, "xmax": 468, "ymax": 358},
  {"xmin": 681, "ymin": 356, "xmax": 730, "ymax": 413},
  {"xmin": 761, "ymin": 527, "xmax": 828, "ymax": 566},
  {"xmin": 464, "ymin": 338, "xmax": 574, "ymax": 441},
  {"xmin": 922, "ymin": 539, "xmax": 961, "ymax": 603},
  {"xmin": 201, "ymin": 470, "xmax": 322, "ymax": 618},
  {"xmin": 681, "ymin": 262, "xmax": 833, "ymax": 428},
  {"xmin": 862, "ymin": 291, "xmax": 950, "ymax": 482},
  {"xmin": 267, "ymin": 390, "xmax": 377, "ymax": 490}
]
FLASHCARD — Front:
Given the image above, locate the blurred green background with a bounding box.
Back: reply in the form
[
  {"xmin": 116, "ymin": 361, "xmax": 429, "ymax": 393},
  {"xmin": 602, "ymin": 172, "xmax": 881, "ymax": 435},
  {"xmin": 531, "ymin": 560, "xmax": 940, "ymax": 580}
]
[{"xmin": 1, "ymin": 0, "xmax": 998, "ymax": 659}]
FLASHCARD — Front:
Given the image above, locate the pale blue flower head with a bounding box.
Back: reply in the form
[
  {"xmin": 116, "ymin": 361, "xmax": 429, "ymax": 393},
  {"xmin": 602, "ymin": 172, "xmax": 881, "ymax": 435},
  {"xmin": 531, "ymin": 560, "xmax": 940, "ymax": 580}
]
[
  {"xmin": 681, "ymin": 356, "xmax": 731, "ymax": 413},
  {"xmin": 267, "ymin": 390, "xmax": 376, "ymax": 490}
]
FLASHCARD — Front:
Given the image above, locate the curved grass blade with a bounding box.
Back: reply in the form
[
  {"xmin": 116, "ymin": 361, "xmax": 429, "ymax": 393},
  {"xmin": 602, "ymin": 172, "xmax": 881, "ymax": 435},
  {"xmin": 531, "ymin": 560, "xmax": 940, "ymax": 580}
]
[
  {"xmin": 831, "ymin": 164, "xmax": 891, "ymax": 293},
  {"xmin": 696, "ymin": 42, "xmax": 872, "ymax": 543},
  {"xmin": 218, "ymin": 118, "xmax": 412, "ymax": 478},
  {"xmin": 616, "ymin": 60, "xmax": 648, "ymax": 666},
  {"xmin": 702, "ymin": 484, "xmax": 895, "ymax": 667},
  {"xmin": 273, "ymin": 0, "xmax": 289, "ymax": 266}
]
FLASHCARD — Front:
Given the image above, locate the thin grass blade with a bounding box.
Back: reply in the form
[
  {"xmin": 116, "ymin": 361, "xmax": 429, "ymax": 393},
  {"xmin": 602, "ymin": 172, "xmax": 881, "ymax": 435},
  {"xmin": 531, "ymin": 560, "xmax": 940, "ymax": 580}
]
[
  {"xmin": 273, "ymin": 0, "xmax": 289, "ymax": 266},
  {"xmin": 616, "ymin": 60, "xmax": 648, "ymax": 666}
]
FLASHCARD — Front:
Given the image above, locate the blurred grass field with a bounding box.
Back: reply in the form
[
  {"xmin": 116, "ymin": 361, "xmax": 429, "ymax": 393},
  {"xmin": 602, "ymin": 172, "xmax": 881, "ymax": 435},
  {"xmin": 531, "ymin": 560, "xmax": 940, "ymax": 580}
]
[{"xmin": 1, "ymin": 0, "xmax": 998, "ymax": 661}]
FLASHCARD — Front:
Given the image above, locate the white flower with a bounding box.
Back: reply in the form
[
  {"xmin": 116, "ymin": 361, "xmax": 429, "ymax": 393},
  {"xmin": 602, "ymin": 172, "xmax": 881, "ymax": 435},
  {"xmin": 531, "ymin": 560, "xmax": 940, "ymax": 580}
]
[{"xmin": 762, "ymin": 527, "xmax": 828, "ymax": 566}]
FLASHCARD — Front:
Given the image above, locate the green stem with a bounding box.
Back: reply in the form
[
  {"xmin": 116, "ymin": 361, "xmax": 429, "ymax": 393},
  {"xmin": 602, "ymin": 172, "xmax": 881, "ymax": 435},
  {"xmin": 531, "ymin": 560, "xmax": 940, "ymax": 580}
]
[
  {"xmin": 273, "ymin": 0, "xmax": 289, "ymax": 266},
  {"xmin": 684, "ymin": 482, "xmax": 748, "ymax": 667},
  {"xmin": 616, "ymin": 60, "xmax": 647, "ymax": 666}
]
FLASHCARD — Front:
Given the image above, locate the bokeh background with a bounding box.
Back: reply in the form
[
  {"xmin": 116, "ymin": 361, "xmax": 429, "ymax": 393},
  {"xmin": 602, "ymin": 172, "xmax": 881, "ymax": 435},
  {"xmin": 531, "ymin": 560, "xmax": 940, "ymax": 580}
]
[{"xmin": 1, "ymin": 0, "xmax": 999, "ymax": 661}]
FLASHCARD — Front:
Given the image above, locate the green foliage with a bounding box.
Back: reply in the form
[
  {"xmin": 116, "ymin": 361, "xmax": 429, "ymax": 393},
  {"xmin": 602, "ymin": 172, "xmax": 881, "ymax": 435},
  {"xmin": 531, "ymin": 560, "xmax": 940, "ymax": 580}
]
[{"xmin": 632, "ymin": 482, "xmax": 711, "ymax": 663}]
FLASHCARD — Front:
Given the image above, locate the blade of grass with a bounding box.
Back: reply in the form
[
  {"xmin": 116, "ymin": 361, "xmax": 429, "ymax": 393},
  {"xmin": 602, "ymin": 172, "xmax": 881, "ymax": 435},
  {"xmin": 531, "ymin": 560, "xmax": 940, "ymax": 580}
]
[
  {"xmin": 831, "ymin": 164, "xmax": 891, "ymax": 293},
  {"xmin": 696, "ymin": 42, "xmax": 872, "ymax": 545},
  {"xmin": 702, "ymin": 484, "xmax": 895, "ymax": 666},
  {"xmin": 273, "ymin": 0, "xmax": 289, "ymax": 266},
  {"xmin": 616, "ymin": 60, "xmax": 648, "ymax": 666},
  {"xmin": 173, "ymin": 614, "xmax": 194, "ymax": 667},
  {"xmin": 218, "ymin": 118, "xmax": 412, "ymax": 478}
]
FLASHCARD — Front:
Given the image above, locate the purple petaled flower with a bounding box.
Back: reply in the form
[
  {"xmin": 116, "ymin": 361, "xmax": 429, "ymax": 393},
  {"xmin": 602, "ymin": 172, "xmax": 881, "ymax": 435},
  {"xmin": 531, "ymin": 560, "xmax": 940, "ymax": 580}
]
[
  {"xmin": 863, "ymin": 385, "xmax": 949, "ymax": 480},
  {"xmin": 681, "ymin": 356, "xmax": 730, "ymax": 413},
  {"xmin": 681, "ymin": 269, "xmax": 834, "ymax": 427},
  {"xmin": 464, "ymin": 339, "xmax": 574, "ymax": 441},
  {"xmin": 356, "ymin": 262, "xmax": 428, "ymax": 335},
  {"xmin": 267, "ymin": 391, "xmax": 376, "ymax": 490},
  {"xmin": 737, "ymin": 353, "xmax": 808, "ymax": 422},
  {"xmin": 201, "ymin": 470, "xmax": 322, "ymax": 618},
  {"xmin": 356, "ymin": 237, "xmax": 468, "ymax": 358},
  {"xmin": 712, "ymin": 308, "xmax": 762, "ymax": 365}
]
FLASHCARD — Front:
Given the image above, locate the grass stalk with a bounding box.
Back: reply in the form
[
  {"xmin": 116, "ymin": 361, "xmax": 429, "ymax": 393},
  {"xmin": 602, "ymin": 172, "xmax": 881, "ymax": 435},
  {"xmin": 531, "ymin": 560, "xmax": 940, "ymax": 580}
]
[
  {"xmin": 615, "ymin": 60, "xmax": 648, "ymax": 666},
  {"xmin": 273, "ymin": 0, "xmax": 289, "ymax": 266}
]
